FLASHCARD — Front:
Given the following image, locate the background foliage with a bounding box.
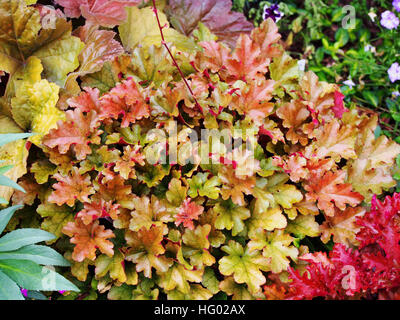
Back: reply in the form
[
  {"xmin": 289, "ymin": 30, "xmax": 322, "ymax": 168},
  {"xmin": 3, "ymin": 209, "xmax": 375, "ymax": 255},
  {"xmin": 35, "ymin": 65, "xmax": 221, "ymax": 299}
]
[{"xmin": 0, "ymin": 0, "xmax": 400, "ymax": 300}]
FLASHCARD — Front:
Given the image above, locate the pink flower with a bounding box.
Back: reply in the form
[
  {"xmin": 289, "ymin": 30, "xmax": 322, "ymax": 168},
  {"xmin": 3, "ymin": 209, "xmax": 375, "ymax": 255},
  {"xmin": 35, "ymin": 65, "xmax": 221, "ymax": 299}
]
[{"xmin": 381, "ymin": 10, "xmax": 399, "ymax": 29}]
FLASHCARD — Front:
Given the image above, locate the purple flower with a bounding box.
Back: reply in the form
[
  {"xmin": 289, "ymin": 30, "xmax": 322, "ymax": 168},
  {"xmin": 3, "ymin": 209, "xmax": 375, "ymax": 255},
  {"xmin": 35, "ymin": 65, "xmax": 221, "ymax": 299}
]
[
  {"xmin": 388, "ymin": 62, "xmax": 400, "ymax": 83},
  {"xmin": 263, "ymin": 4, "xmax": 284, "ymax": 22},
  {"xmin": 394, "ymin": 0, "xmax": 400, "ymax": 12},
  {"xmin": 381, "ymin": 10, "xmax": 399, "ymax": 29}
]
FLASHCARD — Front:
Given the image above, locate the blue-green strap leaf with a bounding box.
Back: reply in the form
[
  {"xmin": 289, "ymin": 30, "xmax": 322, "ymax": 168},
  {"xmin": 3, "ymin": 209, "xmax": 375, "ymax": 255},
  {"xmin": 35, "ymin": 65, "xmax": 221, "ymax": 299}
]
[
  {"xmin": 0, "ymin": 133, "xmax": 34, "ymax": 147},
  {"xmin": 0, "ymin": 175, "xmax": 25, "ymax": 192},
  {"xmin": 0, "ymin": 205, "xmax": 23, "ymax": 234},
  {"xmin": 0, "ymin": 259, "xmax": 79, "ymax": 292},
  {"xmin": 0, "ymin": 244, "xmax": 70, "ymax": 267},
  {"xmin": 0, "ymin": 269, "xmax": 24, "ymax": 300},
  {"xmin": 0, "ymin": 229, "xmax": 55, "ymax": 252}
]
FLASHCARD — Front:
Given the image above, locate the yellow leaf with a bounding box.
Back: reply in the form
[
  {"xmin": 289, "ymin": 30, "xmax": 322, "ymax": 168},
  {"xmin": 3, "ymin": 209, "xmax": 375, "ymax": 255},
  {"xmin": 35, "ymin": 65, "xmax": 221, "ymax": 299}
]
[{"xmin": 119, "ymin": 7, "xmax": 198, "ymax": 52}]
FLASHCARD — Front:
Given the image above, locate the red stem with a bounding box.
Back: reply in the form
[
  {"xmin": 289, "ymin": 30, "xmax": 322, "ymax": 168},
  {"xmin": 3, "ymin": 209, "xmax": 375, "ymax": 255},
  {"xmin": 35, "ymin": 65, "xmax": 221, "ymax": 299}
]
[{"xmin": 151, "ymin": 0, "xmax": 203, "ymax": 114}]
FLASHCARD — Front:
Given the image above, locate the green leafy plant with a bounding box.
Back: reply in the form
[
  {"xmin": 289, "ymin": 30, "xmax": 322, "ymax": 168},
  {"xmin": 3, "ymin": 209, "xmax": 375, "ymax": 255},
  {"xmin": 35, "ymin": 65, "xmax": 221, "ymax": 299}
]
[{"xmin": 0, "ymin": 133, "xmax": 78, "ymax": 300}]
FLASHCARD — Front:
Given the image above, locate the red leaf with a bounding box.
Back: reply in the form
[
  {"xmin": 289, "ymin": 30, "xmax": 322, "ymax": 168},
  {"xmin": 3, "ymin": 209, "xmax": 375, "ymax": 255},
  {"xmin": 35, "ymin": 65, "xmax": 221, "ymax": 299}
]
[
  {"xmin": 332, "ymin": 91, "xmax": 348, "ymax": 119},
  {"xmin": 175, "ymin": 198, "xmax": 204, "ymax": 230},
  {"xmin": 99, "ymin": 78, "xmax": 150, "ymax": 127},
  {"xmin": 166, "ymin": 0, "xmax": 253, "ymax": 49},
  {"xmin": 55, "ymin": 0, "xmax": 143, "ymax": 27}
]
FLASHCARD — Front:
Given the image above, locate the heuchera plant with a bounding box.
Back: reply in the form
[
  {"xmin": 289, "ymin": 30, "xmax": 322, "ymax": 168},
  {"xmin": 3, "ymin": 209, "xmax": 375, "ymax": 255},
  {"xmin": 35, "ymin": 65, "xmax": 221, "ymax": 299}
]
[{"xmin": 1, "ymin": 0, "xmax": 400, "ymax": 300}]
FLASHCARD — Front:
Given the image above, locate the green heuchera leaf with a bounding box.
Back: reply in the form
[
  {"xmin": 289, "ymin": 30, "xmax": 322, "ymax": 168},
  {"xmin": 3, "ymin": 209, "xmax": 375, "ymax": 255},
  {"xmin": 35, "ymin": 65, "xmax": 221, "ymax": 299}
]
[
  {"xmin": 201, "ymin": 267, "xmax": 220, "ymax": 294},
  {"xmin": 187, "ymin": 172, "xmax": 221, "ymax": 199},
  {"xmin": 166, "ymin": 178, "xmax": 187, "ymax": 206},
  {"xmin": 214, "ymin": 200, "xmax": 250, "ymax": 236},
  {"xmin": 286, "ymin": 215, "xmax": 321, "ymax": 240},
  {"xmin": 253, "ymin": 175, "xmax": 303, "ymax": 211},
  {"xmin": 219, "ymin": 276, "xmax": 264, "ymax": 300},
  {"xmin": 248, "ymin": 229, "xmax": 299, "ymax": 274},
  {"xmin": 95, "ymin": 251, "xmax": 129, "ymax": 284},
  {"xmin": 30, "ymin": 160, "xmax": 57, "ymax": 184},
  {"xmin": 156, "ymin": 262, "xmax": 203, "ymax": 294},
  {"xmin": 128, "ymin": 45, "xmax": 175, "ymax": 87},
  {"xmin": 36, "ymin": 202, "xmax": 74, "ymax": 242},
  {"xmin": 167, "ymin": 284, "xmax": 213, "ymax": 300},
  {"xmin": 219, "ymin": 240, "xmax": 269, "ymax": 294},
  {"xmin": 182, "ymin": 224, "xmax": 215, "ymax": 268},
  {"xmin": 247, "ymin": 206, "xmax": 287, "ymax": 234},
  {"xmin": 81, "ymin": 60, "xmax": 120, "ymax": 95},
  {"xmin": 270, "ymin": 53, "xmax": 301, "ymax": 98}
]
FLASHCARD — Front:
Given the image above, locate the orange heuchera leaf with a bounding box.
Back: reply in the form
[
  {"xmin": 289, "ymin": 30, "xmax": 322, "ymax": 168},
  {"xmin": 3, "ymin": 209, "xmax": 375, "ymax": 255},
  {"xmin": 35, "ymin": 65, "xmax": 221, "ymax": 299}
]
[
  {"xmin": 219, "ymin": 165, "xmax": 255, "ymax": 206},
  {"xmin": 62, "ymin": 217, "xmax": 115, "ymax": 262},
  {"xmin": 305, "ymin": 120, "xmax": 356, "ymax": 162},
  {"xmin": 55, "ymin": 0, "xmax": 142, "ymax": 27},
  {"xmin": 175, "ymin": 198, "xmax": 204, "ymax": 230},
  {"xmin": 129, "ymin": 195, "xmax": 172, "ymax": 232},
  {"xmin": 77, "ymin": 199, "xmax": 120, "ymax": 225},
  {"xmin": 95, "ymin": 171, "xmax": 133, "ymax": 207},
  {"xmin": 68, "ymin": 87, "xmax": 102, "ymax": 115},
  {"xmin": 12, "ymin": 175, "xmax": 41, "ymax": 206},
  {"xmin": 43, "ymin": 109, "xmax": 102, "ymax": 160},
  {"xmin": 48, "ymin": 167, "xmax": 95, "ymax": 207},
  {"xmin": 305, "ymin": 158, "xmax": 336, "ymax": 178},
  {"xmin": 75, "ymin": 24, "xmax": 124, "ymax": 74},
  {"xmin": 250, "ymin": 18, "xmax": 283, "ymax": 59},
  {"xmin": 231, "ymin": 79, "xmax": 275, "ymax": 125},
  {"xmin": 263, "ymin": 284, "xmax": 287, "ymax": 300},
  {"xmin": 125, "ymin": 226, "xmax": 172, "ymax": 277},
  {"xmin": 304, "ymin": 170, "xmax": 364, "ymax": 217},
  {"xmin": 197, "ymin": 41, "xmax": 231, "ymax": 74},
  {"xmin": 299, "ymin": 71, "xmax": 337, "ymax": 120},
  {"xmin": 320, "ymin": 206, "xmax": 365, "ymax": 246},
  {"xmin": 273, "ymin": 153, "xmax": 308, "ymax": 183},
  {"xmin": 100, "ymin": 78, "xmax": 150, "ymax": 128},
  {"xmin": 226, "ymin": 34, "xmax": 270, "ymax": 82},
  {"xmin": 276, "ymin": 99, "xmax": 311, "ymax": 146},
  {"xmin": 114, "ymin": 145, "xmax": 145, "ymax": 179}
]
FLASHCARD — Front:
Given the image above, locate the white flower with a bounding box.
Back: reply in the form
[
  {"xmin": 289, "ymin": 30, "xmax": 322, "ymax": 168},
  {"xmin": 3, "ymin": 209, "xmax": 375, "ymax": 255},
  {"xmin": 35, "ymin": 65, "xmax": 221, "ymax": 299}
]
[
  {"xmin": 392, "ymin": 91, "xmax": 400, "ymax": 97},
  {"xmin": 364, "ymin": 44, "xmax": 376, "ymax": 53},
  {"xmin": 343, "ymin": 78, "xmax": 356, "ymax": 89},
  {"xmin": 388, "ymin": 62, "xmax": 400, "ymax": 83},
  {"xmin": 298, "ymin": 59, "xmax": 306, "ymax": 72},
  {"xmin": 368, "ymin": 11, "xmax": 377, "ymax": 22}
]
